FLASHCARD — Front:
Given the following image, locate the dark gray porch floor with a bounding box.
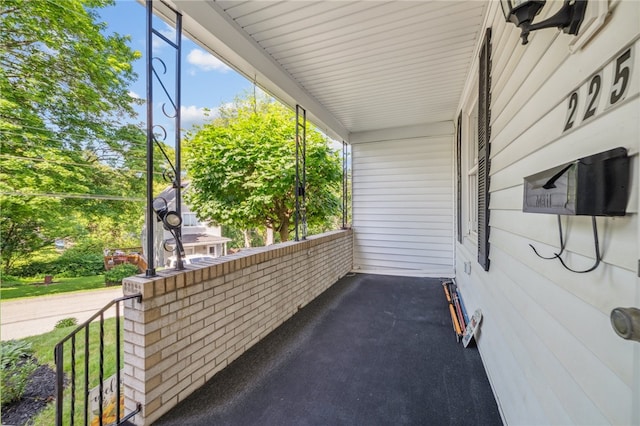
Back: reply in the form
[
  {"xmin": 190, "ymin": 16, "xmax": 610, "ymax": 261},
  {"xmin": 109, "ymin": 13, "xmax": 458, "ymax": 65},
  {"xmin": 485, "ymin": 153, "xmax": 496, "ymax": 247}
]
[{"xmin": 153, "ymin": 273, "xmax": 502, "ymax": 426}]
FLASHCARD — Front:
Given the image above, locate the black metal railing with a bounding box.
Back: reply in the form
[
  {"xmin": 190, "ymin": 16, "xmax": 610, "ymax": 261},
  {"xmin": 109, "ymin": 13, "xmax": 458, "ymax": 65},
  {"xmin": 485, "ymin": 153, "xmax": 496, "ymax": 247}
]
[{"xmin": 54, "ymin": 294, "xmax": 142, "ymax": 426}]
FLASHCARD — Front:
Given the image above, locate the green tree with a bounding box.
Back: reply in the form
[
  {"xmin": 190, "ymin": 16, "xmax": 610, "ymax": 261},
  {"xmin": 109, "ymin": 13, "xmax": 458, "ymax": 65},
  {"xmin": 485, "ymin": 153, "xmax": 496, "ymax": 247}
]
[
  {"xmin": 221, "ymin": 225, "xmax": 265, "ymax": 250},
  {"xmin": 184, "ymin": 94, "xmax": 342, "ymax": 242},
  {"xmin": 0, "ymin": 0, "xmax": 147, "ymax": 272}
]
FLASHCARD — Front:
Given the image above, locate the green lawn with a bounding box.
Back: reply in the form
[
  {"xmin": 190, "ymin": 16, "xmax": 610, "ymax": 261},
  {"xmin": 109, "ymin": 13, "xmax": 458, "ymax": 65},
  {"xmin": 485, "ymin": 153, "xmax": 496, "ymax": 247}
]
[
  {"xmin": 0, "ymin": 275, "xmax": 109, "ymax": 300},
  {"xmin": 17, "ymin": 318, "xmax": 123, "ymax": 425},
  {"xmin": 1, "ymin": 274, "xmax": 127, "ymax": 423}
]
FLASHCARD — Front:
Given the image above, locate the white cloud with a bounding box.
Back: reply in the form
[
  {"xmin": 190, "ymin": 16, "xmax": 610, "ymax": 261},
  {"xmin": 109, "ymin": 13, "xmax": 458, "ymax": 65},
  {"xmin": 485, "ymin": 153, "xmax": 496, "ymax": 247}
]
[
  {"xmin": 129, "ymin": 91, "xmax": 141, "ymax": 99},
  {"xmin": 180, "ymin": 105, "xmax": 220, "ymax": 129},
  {"xmin": 187, "ymin": 49, "xmax": 231, "ymax": 73}
]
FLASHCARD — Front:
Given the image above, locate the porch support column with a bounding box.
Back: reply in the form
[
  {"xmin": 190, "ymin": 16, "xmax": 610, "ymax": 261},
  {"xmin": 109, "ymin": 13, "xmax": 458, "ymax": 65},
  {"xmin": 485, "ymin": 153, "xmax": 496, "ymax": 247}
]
[
  {"xmin": 295, "ymin": 104, "xmax": 307, "ymax": 241},
  {"xmin": 145, "ymin": 0, "xmax": 155, "ymax": 277},
  {"xmin": 145, "ymin": 0, "xmax": 184, "ymax": 272}
]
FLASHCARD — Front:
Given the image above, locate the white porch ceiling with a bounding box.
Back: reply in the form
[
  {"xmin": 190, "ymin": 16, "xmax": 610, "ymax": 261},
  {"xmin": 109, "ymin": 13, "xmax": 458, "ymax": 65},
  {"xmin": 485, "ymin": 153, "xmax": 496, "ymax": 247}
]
[{"xmin": 159, "ymin": 1, "xmax": 488, "ymax": 141}]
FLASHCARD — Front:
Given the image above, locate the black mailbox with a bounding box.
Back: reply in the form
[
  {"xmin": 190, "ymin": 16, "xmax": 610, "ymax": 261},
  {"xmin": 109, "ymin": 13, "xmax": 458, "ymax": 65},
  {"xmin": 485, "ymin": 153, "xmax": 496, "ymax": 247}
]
[{"xmin": 523, "ymin": 147, "xmax": 630, "ymax": 216}]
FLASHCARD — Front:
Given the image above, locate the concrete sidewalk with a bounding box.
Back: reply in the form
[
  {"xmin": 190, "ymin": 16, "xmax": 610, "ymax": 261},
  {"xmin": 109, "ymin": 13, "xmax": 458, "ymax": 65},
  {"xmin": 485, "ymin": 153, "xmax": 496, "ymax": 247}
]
[{"xmin": 1, "ymin": 287, "xmax": 124, "ymax": 341}]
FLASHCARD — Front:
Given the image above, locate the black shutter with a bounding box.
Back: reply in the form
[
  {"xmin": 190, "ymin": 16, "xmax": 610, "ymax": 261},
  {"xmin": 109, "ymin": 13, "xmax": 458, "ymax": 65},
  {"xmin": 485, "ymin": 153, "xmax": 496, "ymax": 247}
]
[
  {"xmin": 456, "ymin": 111, "xmax": 463, "ymax": 244},
  {"xmin": 478, "ymin": 28, "xmax": 491, "ymax": 271}
]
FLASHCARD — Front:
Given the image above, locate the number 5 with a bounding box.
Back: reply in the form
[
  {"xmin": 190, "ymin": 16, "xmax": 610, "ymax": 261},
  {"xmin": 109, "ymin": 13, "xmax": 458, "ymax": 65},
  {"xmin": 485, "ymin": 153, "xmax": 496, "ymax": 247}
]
[{"xmin": 609, "ymin": 47, "xmax": 633, "ymax": 106}]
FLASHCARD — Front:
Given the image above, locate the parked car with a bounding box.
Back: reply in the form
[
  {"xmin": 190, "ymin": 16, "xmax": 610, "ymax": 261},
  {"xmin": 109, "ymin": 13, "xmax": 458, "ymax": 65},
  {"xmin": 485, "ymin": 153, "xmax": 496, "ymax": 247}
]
[{"xmin": 166, "ymin": 254, "xmax": 216, "ymax": 268}]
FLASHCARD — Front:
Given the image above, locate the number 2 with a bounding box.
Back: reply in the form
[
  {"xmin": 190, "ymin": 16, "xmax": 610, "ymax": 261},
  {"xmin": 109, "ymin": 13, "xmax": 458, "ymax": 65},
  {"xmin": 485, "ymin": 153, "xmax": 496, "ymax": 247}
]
[
  {"xmin": 610, "ymin": 47, "xmax": 633, "ymax": 105},
  {"xmin": 562, "ymin": 44, "xmax": 635, "ymax": 133},
  {"xmin": 583, "ymin": 73, "xmax": 601, "ymax": 120},
  {"xmin": 564, "ymin": 92, "xmax": 578, "ymax": 132}
]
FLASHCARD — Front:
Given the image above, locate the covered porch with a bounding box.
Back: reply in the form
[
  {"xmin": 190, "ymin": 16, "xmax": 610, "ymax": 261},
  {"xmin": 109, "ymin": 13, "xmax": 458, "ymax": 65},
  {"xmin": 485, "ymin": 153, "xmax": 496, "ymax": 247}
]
[
  {"xmin": 119, "ymin": 1, "xmax": 640, "ymax": 425},
  {"xmin": 152, "ymin": 273, "xmax": 501, "ymax": 425}
]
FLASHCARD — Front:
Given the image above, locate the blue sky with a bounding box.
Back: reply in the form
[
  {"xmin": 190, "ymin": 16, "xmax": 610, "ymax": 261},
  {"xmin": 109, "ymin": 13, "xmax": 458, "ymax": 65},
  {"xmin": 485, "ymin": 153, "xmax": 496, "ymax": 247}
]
[
  {"xmin": 98, "ymin": 0, "xmax": 254, "ymax": 133},
  {"xmin": 97, "ymin": 1, "xmax": 345, "ymax": 154}
]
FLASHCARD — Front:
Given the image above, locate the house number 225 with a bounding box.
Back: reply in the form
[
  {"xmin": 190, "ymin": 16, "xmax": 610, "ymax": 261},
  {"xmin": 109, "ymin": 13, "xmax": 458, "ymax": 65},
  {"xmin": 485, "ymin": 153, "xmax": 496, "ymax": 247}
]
[{"xmin": 564, "ymin": 45, "xmax": 635, "ymax": 132}]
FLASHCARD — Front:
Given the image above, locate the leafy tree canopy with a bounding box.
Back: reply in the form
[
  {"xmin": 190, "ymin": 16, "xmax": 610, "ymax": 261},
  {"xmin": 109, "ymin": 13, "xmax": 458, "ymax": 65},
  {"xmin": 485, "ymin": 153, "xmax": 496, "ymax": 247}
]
[
  {"xmin": 184, "ymin": 94, "xmax": 342, "ymax": 242},
  {"xmin": 0, "ymin": 0, "xmax": 152, "ymax": 272}
]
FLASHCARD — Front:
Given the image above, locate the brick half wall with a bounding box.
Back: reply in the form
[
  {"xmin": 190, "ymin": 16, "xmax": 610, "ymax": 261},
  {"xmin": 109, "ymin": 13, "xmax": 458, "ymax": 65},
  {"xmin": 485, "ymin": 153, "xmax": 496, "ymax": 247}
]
[{"xmin": 122, "ymin": 230, "xmax": 353, "ymax": 425}]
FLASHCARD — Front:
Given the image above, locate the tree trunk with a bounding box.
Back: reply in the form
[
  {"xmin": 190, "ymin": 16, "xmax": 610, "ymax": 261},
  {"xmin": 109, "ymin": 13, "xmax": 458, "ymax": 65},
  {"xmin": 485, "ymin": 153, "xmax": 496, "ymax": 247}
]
[
  {"xmin": 243, "ymin": 229, "xmax": 251, "ymax": 248},
  {"xmin": 279, "ymin": 216, "xmax": 290, "ymax": 242}
]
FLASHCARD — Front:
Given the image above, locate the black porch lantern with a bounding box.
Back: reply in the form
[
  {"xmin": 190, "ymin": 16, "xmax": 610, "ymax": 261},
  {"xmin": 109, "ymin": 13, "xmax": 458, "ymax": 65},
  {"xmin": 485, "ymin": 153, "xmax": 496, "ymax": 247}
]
[{"xmin": 500, "ymin": 0, "xmax": 588, "ymax": 45}]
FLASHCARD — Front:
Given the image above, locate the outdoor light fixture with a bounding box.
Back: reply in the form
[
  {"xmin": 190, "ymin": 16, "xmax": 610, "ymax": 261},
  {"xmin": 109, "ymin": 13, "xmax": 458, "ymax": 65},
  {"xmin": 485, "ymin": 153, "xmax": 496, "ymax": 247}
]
[
  {"xmin": 153, "ymin": 197, "xmax": 185, "ymax": 268},
  {"xmin": 500, "ymin": 0, "xmax": 588, "ymax": 44},
  {"xmin": 153, "ymin": 197, "xmax": 181, "ymax": 230},
  {"xmin": 160, "ymin": 210, "xmax": 182, "ymax": 229}
]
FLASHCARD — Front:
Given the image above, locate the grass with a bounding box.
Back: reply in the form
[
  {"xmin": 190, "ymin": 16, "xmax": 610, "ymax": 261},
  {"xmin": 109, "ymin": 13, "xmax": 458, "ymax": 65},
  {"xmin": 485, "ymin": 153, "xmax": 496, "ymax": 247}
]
[
  {"xmin": 0, "ymin": 275, "xmax": 108, "ymax": 300},
  {"xmin": 19, "ymin": 317, "xmax": 123, "ymax": 425}
]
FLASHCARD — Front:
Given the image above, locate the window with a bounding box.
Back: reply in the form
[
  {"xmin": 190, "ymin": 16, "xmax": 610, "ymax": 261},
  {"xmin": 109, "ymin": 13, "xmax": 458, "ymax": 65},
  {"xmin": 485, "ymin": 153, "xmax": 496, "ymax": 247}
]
[
  {"xmin": 182, "ymin": 213, "xmax": 200, "ymax": 227},
  {"xmin": 458, "ymin": 27, "xmax": 491, "ymax": 272},
  {"xmin": 458, "ymin": 97, "xmax": 479, "ymax": 243}
]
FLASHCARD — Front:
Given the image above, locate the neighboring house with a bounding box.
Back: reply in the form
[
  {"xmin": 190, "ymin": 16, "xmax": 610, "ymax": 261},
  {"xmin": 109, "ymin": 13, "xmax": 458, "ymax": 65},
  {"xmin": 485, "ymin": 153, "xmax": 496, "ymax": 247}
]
[
  {"xmin": 155, "ymin": 182, "xmax": 230, "ymax": 266},
  {"xmin": 115, "ymin": 2, "xmax": 639, "ymax": 425}
]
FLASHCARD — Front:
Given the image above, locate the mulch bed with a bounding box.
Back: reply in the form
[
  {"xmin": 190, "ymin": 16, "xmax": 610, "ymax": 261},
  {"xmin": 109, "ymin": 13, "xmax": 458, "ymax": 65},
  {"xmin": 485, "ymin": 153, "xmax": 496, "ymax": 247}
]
[{"xmin": 1, "ymin": 359, "xmax": 57, "ymax": 426}]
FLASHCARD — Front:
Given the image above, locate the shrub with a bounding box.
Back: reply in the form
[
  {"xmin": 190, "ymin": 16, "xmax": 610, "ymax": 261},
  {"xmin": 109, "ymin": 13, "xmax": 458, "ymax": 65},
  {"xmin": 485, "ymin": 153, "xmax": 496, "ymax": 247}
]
[
  {"xmin": 1, "ymin": 341, "xmax": 32, "ymax": 365},
  {"xmin": 55, "ymin": 247, "xmax": 104, "ymax": 277},
  {"xmin": 55, "ymin": 317, "xmax": 78, "ymax": 329},
  {"xmin": 0, "ymin": 274, "xmax": 21, "ymax": 285},
  {"xmin": 8, "ymin": 261, "xmax": 51, "ymax": 278},
  {"xmin": 1, "ymin": 361, "xmax": 37, "ymax": 406},
  {"xmin": 9, "ymin": 247, "xmax": 104, "ymax": 278},
  {"xmin": 1, "ymin": 341, "xmax": 37, "ymax": 406},
  {"xmin": 104, "ymin": 263, "xmax": 138, "ymax": 286}
]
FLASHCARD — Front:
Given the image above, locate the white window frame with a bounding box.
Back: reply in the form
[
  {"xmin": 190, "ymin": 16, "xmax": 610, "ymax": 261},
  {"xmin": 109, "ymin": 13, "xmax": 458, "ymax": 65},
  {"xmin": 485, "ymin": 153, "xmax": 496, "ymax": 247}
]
[
  {"xmin": 182, "ymin": 213, "xmax": 200, "ymax": 227},
  {"xmin": 461, "ymin": 91, "xmax": 479, "ymax": 247},
  {"xmin": 467, "ymin": 102, "xmax": 479, "ymax": 239}
]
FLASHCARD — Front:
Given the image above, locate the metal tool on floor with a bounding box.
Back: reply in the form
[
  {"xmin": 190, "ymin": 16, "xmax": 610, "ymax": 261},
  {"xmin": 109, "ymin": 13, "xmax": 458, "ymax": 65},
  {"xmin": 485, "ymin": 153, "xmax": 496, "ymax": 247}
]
[
  {"xmin": 442, "ymin": 281, "xmax": 464, "ymax": 341},
  {"xmin": 442, "ymin": 280, "xmax": 481, "ymax": 347}
]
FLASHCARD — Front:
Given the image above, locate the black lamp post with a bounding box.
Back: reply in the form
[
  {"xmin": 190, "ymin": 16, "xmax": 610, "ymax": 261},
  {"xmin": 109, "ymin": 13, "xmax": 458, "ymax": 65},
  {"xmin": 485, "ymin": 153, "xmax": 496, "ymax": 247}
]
[{"xmin": 500, "ymin": 0, "xmax": 588, "ymax": 45}]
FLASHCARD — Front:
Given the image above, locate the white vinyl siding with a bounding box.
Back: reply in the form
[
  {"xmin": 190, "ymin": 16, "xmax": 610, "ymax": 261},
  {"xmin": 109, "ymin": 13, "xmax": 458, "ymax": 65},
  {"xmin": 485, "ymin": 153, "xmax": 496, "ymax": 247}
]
[
  {"xmin": 352, "ymin": 134, "xmax": 454, "ymax": 277},
  {"xmin": 456, "ymin": 2, "xmax": 639, "ymax": 425}
]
